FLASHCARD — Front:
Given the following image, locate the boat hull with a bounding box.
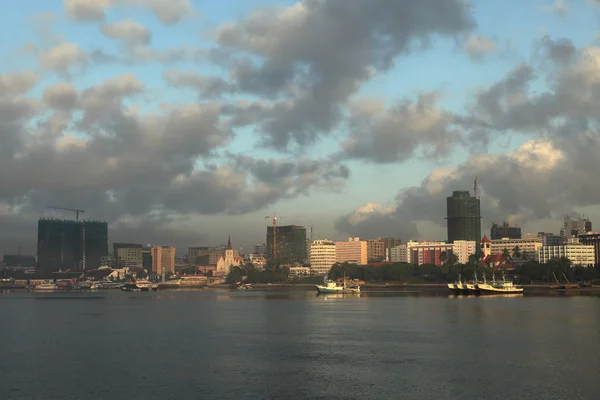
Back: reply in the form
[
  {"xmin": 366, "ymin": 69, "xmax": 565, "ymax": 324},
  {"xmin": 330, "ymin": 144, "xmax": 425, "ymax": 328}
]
[
  {"xmin": 476, "ymin": 283, "xmax": 523, "ymax": 295},
  {"xmin": 315, "ymin": 285, "xmax": 360, "ymax": 294}
]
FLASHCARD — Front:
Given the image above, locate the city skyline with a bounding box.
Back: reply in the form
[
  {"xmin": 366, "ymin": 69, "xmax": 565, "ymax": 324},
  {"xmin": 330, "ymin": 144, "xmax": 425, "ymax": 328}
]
[{"xmin": 3, "ymin": 1, "xmax": 600, "ymax": 255}]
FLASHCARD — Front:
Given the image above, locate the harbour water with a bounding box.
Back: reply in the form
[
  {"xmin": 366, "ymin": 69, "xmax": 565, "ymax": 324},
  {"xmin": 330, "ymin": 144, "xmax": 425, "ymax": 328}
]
[{"xmin": 1, "ymin": 289, "xmax": 599, "ymax": 399}]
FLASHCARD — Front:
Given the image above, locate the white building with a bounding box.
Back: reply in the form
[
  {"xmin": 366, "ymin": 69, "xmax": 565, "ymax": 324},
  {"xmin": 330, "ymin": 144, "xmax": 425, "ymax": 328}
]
[
  {"xmin": 538, "ymin": 243, "xmax": 595, "ymax": 266},
  {"xmin": 490, "ymin": 237, "xmax": 542, "ymax": 260},
  {"xmin": 309, "ymin": 239, "xmax": 337, "ymax": 275},
  {"xmin": 452, "ymin": 240, "xmax": 477, "ymax": 264},
  {"xmin": 390, "ymin": 245, "xmax": 408, "ymax": 263}
]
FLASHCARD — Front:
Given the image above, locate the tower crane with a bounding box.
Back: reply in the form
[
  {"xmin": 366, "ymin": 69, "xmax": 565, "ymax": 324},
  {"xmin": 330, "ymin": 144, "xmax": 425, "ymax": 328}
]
[{"xmin": 47, "ymin": 206, "xmax": 85, "ymax": 221}]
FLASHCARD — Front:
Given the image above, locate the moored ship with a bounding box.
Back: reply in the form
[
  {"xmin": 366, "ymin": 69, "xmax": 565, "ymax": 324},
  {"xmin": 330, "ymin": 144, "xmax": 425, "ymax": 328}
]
[{"xmin": 315, "ymin": 274, "xmax": 360, "ymax": 294}]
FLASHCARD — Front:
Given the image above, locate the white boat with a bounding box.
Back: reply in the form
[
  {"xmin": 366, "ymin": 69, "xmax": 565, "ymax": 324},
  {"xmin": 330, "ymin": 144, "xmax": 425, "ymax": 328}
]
[
  {"xmin": 476, "ymin": 275, "xmax": 523, "ymax": 295},
  {"xmin": 315, "ymin": 275, "xmax": 360, "ymax": 294},
  {"xmin": 34, "ymin": 282, "xmax": 59, "ymax": 290}
]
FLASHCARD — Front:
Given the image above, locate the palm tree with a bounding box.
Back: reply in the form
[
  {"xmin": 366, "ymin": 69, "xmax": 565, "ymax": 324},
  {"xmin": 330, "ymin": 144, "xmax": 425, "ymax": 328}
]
[
  {"xmin": 440, "ymin": 251, "xmax": 448, "ymax": 265},
  {"xmin": 448, "ymin": 253, "xmax": 459, "ymax": 267},
  {"xmin": 512, "ymin": 246, "xmax": 521, "ymax": 260},
  {"xmin": 501, "ymin": 248, "xmax": 512, "ymax": 263}
]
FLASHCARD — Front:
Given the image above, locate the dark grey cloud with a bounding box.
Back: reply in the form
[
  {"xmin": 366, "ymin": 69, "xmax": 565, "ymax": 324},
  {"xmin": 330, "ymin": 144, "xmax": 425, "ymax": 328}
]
[
  {"xmin": 212, "ymin": 0, "xmax": 474, "ymax": 151},
  {"xmin": 0, "ymin": 71, "xmax": 351, "ymax": 253}
]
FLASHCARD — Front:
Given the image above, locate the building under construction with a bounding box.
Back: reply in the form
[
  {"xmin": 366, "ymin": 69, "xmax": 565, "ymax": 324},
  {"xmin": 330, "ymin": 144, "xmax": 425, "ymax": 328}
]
[
  {"xmin": 37, "ymin": 219, "xmax": 108, "ymax": 272},
  {"xmin": 446, "ymin": 190, "xmax": 481, "ymax": 245},
  {"xmin": 266, "ymin": 225, "xmax": 307, "ymax": 265}
]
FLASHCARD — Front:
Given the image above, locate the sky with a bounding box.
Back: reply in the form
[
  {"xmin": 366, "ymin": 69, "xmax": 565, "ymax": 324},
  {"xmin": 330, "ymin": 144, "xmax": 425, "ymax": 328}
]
[{"xmin": 2, "ymin": 0, "xmax": 600, "ymax": 255}]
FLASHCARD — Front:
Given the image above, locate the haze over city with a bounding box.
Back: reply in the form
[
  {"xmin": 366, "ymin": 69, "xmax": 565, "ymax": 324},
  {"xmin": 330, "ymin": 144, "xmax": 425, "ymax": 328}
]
[{"xmin": 2, "ymin": 0, "xmax": 600, "ymax": 254}]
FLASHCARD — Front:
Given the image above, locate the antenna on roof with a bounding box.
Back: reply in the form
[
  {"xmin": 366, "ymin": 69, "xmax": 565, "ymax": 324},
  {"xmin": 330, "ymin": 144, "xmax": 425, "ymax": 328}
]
[{"xmin": 473, "ymin": 176, "xmax": 478, "ymax": 199}]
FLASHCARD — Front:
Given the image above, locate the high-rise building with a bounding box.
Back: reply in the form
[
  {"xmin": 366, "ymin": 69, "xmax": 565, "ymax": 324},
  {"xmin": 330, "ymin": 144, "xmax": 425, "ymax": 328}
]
[
  {"xmin": 578, "ymin": 233, "xmax": 600, "ymax": 266},
  {"xmin": 151, "ymin": 246, "xmax": 175, "ymax": 275},
  {"xmin": 188, "ymin": 246, "xmax": 211, "ymax": 264},
  {"xmin": 561, "ymin": 215, "xmax": 592, "ymax": 238},
  {"xmin": 253, "ymin": 244, "xmax": 267, "ymax": 256},
  {"xmin": 37, "ymin": 219, "xmax": 108, "ymax": 272},
  {"xmin": 335, "ymin": 237, "xmax": 367, "ymax": 265},
  {"xmin": 446, "ymin": 190, "xmax": 481, "ymax": 245},
  {"xmin": 84, "ymin": 221, "xmax": 109, "ymax": 270},
  {"xmin": 366, "ymin": 239, "xmax": 385, "ymax": 262},
  {"xmin": 309, "ymin": 240, "xmax": 337, "ymax": 275},
  {"xmin": 266, "ymin": 225, "xmax": 307, "ymax": 264},
  {"xmin": 142, "ymin": 246, "xmax": 152, "ymax": 273},
  {"xmin": 491, "ymin": 221, "xmax": 521, "ymax": 240},
  {"xmin": 113, "ymin": 243, "xmax": 143, "ymax": 269}
]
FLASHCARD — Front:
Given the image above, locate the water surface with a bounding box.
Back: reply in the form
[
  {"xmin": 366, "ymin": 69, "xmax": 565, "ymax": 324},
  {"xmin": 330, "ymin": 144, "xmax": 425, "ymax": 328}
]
[{"xmin": 1, "ymin": 290, "xmax": 598, "ymax": 399}]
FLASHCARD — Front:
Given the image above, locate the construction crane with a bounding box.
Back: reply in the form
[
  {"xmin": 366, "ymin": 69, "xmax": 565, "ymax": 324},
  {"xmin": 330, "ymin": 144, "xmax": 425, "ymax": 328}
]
[
  {"xmin": 47, "ymin": 206, "xmax": 85, "ymax": 221},
  {"xmin": 264, "ymin": 214, "xmax": 310, "ymax": 261}
]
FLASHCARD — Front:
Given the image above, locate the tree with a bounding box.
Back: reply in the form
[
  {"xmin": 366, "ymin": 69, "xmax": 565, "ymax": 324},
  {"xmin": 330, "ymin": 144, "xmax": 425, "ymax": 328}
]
[
  {"xmin": 501, "ymin": 248, "xmax": 512, "ymax": 263},
  {"xmin": 512, "ymin": 246, "xmax": 521, "ymax": 260},
  {"xmin": 440, "ymin": 251, "xmax": 448, "ymax": 266}
]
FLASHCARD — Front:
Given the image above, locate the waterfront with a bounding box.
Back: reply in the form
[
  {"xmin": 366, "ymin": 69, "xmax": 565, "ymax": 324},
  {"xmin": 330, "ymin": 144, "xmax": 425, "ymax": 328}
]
[{"xmin": 1, "ymin": 290, "xmax": 599, "ymax": 400}]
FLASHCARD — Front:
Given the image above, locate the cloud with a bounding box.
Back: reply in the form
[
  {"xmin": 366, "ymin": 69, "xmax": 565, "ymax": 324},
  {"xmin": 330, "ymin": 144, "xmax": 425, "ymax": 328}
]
[
  {"xmin": 0, "ymin": 71, "xmax": 38, "ymax": 97},
  {"xmin": 64, "ymin": 0, "xmax": 110, "ymax": 21},
  {"xmin": 463, "ymin": 34, "xmax": 497, "ymax": 60},
  {"xmin": 542, "ymin": 0, "xmax": 569, "ymax": 17},
  {"xmin": 64, "ymin": 0, "xmax": 193, "ymax": 25},
  {"xmin": 0, "ymin": 72, "xmax": 350, "ymax": 251},
  {"xmin": 335, "ymin": 137, "xmax": 576, "ymax": 240},
  {"xmin": 100, "ymin": 19, "xmax": 151, "ymax": 46},
  {"xmin": 338, "ymin": 92, "xmax": 461, "ymax": 163},
  {"xmin": 118, "ymin": 0, "xmax": 193, "ymax": 25},
  {"xmin": 38, "ymin": 42, "xmax": 87, "ymax": 75},
  {"xmin": 213, "ymin": 0, "xmax": 474, "ymax": 151}
]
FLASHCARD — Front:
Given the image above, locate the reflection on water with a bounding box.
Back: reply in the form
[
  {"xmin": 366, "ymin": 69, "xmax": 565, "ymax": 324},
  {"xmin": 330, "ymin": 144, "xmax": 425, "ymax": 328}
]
[{"xmin": 1, "ymin": 289, "xmax": 600, "ymax": 399}]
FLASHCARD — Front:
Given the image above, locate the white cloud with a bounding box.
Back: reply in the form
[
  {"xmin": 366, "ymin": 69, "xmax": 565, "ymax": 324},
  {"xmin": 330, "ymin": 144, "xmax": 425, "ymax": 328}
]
[{"xmin": 463, "ymin": 34, "xmax": 498, "ymax": 60}]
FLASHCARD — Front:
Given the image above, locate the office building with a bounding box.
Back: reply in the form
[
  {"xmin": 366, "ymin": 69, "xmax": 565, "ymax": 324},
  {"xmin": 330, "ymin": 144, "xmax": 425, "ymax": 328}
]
[
  {"xmin": 335, "ymin": 237, "xmax": 367, "ymax": 265},
  {"xmin": 538, "ymin": 241, "xmax": 595, "ymax": 266},
  {"xmin": 578, "ymin": 233, "xmax": 600, "ymax": 266},
  {"xmin": 188, "ymin": 246, "xmax": 211, "ymax": 264},
  {"xmin": 490, "ymin": 236, "xmax": 542, "ymax": 260},
  {"xmin": 37, "ymin": 219, "xmax": 107, "ymax": 272},
  {"xmin": 446, "ymin": 190, "xmax": 481, "ymax": 245},
  {"xmin": 452, "ymin": 240, "xmax": 477, "ymax": 264},
  {"xmin": 390, "ymin": 241, "xmax": 454, "ymax": 266},
  {"xmin": 113, "ymin": 243, "xmax": 143, "ymax": 269},
  {"xmin": 561, "ymin": 215, "xmax": 592, "ymax": 238},
  {"xmin": 253, "ymin": 244, "xmax": 267, "ymax": 256},
  {"xmin": 266, "ymin": 225, "xmax": 307, "ymax": 264},
  {"xmin": 142, "ymin": 246, "xmax": 152, "ymax": 273},
  {"xmin": 490, "ymin": 221, "xmax": 521, "ymax": 240},
  {"xmin": 367, "ymin": 239, "xmax": 385, "ymax": 262},
  {"xmin": 151, "ymin": 246, "xmax": 176, "ymax": 275},
  {"xmin": 309, "ymin": 239, "xmax": 337, "ymax": 275}
]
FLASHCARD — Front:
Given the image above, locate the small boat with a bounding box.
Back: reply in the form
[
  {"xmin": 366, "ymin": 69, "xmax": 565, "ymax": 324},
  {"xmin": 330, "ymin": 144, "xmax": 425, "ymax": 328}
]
[
  {"xmin": 549, "ymin": 272, "xmax": 579, "ymax": 290},
  {"xmin": 315, "ymin": 274, "xmax": 360, "ymax": 294},
  {"xmin": 34, "ymin": 282, "xmax": 59, "ymax": 290},
  {"xmin": 237, "ymin": 284, "xmax": 252, "ymax": 290}
]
